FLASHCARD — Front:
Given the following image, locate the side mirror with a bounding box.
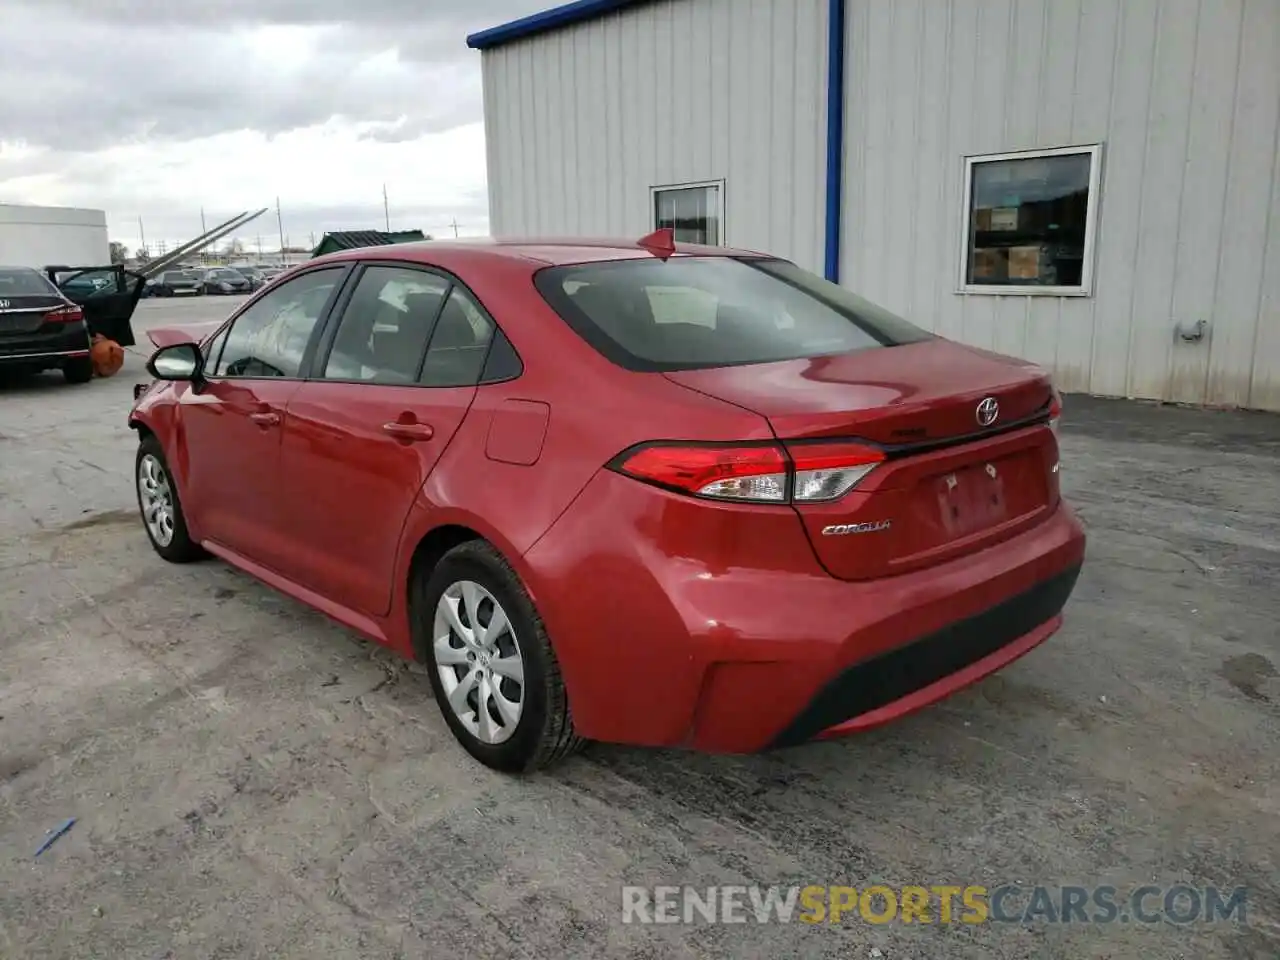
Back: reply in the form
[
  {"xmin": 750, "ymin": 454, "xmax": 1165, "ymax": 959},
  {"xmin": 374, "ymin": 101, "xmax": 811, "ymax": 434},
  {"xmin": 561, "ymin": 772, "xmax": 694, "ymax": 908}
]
[{"xmin": 146, "ymin": 341, "xmax": 204, "ymax": 382}]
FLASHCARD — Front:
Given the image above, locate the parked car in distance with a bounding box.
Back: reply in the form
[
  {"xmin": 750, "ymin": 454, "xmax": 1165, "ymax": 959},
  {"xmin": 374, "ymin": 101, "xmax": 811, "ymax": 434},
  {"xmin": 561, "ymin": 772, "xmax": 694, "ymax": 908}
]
[
  {"xmin": 151, "ymin": 270, "xmax": 205, "ymax": 297},
  {"xmin": 0, "ymin": 265, "xmax": 96, "ymax": 382},
  {"xmin": 129, "ymin": 233, "xmax": 1085, "ymax": 773},
  {"xmin": 202, "ymin": 267, "xmax": 251, "ymax": 295},
  {"xmin": 226, "ymin": 264, "xmax": 267, "ymax": 291}
]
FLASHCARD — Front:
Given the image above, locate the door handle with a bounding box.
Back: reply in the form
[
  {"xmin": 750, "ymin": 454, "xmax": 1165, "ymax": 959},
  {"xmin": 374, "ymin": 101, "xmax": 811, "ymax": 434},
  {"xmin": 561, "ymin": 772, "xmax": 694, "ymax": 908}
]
[
  {"xmin": 249, "ymin": 411, "xmax": 280, "ymax": 427},
  {"xmin": 382, "ymin": 421, "xmax": 434, "ymax": 442}
]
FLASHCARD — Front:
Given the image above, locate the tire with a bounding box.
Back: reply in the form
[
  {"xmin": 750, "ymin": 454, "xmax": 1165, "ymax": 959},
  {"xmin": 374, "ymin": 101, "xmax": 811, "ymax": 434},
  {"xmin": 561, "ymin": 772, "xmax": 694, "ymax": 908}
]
[
  {"xmin": 135, "ymin": 435, "xmax": 207, "ymax": 563},
  {"xmin": 417, "ymin": 540, "xmax": 584, "ymax": 773},
  {"xmin": 63, "ymin": 356, "xmax": 93, "ymax": 384}
]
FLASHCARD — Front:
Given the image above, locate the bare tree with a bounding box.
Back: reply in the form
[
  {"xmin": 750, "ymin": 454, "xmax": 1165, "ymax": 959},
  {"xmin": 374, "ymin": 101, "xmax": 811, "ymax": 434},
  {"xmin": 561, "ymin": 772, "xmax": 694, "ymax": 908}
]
[{"xmin": 109, "ymin": 241, "xmax": 128, "ymax": 263}]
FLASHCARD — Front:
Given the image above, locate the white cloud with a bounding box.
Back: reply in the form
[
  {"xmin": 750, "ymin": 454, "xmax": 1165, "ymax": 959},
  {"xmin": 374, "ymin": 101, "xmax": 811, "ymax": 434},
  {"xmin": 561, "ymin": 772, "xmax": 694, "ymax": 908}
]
[{"xmin": 0, "ymin": 0, "xmax": 548, "ymax": 253}]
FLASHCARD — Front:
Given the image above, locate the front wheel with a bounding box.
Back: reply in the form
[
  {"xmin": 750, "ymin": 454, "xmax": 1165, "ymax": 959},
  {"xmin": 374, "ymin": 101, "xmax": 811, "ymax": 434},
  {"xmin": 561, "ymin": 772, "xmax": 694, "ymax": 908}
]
[
  {"xmin": 418, "ymin": 540, "xmax": 584, "ymax": 773},
  {"xmin": 135, "ymin": 436, "xmax": 207, "ymax": 563}
]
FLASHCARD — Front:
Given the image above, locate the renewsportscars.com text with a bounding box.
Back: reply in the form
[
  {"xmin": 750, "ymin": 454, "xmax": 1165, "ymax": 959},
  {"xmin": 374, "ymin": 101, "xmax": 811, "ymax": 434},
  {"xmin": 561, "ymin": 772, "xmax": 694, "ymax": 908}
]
[{"xmin": 621, "ymin": 884, "xmax": 1249, "ymax": 926}]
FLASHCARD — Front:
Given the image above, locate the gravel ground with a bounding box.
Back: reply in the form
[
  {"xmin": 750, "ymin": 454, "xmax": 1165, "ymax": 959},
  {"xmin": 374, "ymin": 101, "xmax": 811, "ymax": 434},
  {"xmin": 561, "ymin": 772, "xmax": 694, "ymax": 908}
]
[{"xmin": 0, "ymin": 295, "xmax": 1277, "ymax": 959}]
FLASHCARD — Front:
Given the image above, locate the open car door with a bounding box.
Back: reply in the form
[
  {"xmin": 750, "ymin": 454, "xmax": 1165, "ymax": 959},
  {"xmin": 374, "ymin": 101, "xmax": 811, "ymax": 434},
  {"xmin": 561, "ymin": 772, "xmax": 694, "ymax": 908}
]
[{"xmin": 44, "ymin": 265, "xmax": 146, "ymax": 347}]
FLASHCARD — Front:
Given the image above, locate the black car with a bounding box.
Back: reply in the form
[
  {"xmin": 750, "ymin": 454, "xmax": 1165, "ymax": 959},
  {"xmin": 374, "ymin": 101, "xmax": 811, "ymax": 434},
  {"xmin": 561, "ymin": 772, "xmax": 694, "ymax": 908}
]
[
  {"xmin": 151, "ymin": 269, "xmax": 205, "ymax": 297},
  {"xmin": 0, "ymin": 266, "xmax": 98, "ymax": 382},
  {"xmin": 202, "ymin": 267, "xmax": 251, "ymax": 295},
  {"xmin": 226, "ymin": 265, "xmax": 267, "ymax": 290}
]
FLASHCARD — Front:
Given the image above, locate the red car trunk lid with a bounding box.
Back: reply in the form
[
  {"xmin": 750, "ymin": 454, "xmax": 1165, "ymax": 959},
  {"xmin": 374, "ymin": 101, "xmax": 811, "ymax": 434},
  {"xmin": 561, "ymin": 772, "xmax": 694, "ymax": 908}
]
[{"xmin": 664, "ymin": 339, "xmax": 1061, "ymax": 580}]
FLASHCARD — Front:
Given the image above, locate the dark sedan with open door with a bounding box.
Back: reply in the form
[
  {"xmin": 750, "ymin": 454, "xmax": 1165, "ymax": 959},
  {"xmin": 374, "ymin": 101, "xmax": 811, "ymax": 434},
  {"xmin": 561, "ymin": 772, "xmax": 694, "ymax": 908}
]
[{"xmin": 0, "ymin": 266, "xmax": 96, "ymax": 383}]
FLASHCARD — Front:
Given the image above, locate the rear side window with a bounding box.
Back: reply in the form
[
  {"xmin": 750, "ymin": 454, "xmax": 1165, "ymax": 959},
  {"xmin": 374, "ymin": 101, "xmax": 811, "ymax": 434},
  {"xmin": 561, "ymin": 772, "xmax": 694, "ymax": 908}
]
[
  {"xmin": 534, "ymin": 257, "xmax": 932, "ymax": 372},
  {"xmin": 419, "ymin": 287, "xmax": 495, "ymax": 387},
  {"xmin": 322, "ymin": 266, "xmax": 450, "ymax": 384}
]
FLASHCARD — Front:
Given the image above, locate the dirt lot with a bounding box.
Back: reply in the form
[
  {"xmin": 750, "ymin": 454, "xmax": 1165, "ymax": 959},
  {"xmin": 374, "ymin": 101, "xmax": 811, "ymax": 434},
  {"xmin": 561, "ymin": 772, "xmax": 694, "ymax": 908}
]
[{"xmin": 1, "ymin": 296, "xmax": 1278, "ymax": 959}]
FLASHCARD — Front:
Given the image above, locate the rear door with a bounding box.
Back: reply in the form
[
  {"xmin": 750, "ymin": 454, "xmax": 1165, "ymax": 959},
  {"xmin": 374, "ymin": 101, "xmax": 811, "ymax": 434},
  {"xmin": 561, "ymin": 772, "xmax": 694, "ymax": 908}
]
[
  {"xmin": 276, "ymin": 264, "xmax": 496, "ymax": 617},
  {"xmin": 47, "ymin": 266, "xmax": 145, "ymax": 346},
  {"xmin": 179, "ymin": 266, "xmax": 349, "ymax": 569}
]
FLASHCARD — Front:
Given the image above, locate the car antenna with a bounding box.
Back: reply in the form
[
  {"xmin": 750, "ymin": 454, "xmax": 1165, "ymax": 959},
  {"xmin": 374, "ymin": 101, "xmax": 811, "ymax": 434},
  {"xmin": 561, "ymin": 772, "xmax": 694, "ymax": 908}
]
[{"xmin": 637, "ymin": 227, "xmax": 675, "ymax": 261}]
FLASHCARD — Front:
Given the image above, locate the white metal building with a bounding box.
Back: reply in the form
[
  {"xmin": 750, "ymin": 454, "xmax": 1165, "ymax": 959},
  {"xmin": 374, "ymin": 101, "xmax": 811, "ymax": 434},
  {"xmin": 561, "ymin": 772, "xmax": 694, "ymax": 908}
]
[
  {"xmin": 468, "ymin": 0, "xmax": 1280, "ymax": 411},
  {"xmin": 0, "ymin": 204, "xmax": 110, "ymax": 270}
]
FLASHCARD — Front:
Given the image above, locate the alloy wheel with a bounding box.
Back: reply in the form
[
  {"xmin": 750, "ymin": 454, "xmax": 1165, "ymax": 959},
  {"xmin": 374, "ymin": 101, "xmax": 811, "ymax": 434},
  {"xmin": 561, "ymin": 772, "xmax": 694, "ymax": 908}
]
[
  {"xmin": 137, "ymin": 453, "xmax": 175, "ymax": 547},
  {"xmin": 432, "ymin": 580, "xmax": 525, "ymax": 744}
]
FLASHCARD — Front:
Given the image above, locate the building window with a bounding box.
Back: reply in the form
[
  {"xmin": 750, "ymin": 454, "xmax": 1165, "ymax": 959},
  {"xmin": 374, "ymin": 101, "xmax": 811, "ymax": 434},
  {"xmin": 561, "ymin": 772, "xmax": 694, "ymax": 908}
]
[
  {"xmin": 960, "ymin": 144, "xmax": 1102, "ymax": 296},
  {"xmin": 652, "ymin": 180, "xmax": 724, "ymax": 245}
]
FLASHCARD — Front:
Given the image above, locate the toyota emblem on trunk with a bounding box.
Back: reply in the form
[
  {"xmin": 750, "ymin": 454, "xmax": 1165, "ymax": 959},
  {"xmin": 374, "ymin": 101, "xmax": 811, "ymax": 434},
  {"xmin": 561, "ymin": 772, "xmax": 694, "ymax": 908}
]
[{"xmin": 976, "ymin": 397, "xmax": 999, "ymax": 427}]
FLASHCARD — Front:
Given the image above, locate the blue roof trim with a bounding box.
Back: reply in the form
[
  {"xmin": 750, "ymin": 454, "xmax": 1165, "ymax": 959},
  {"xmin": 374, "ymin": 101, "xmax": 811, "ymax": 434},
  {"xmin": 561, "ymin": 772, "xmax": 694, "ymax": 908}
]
[
  {"xmin": 467, "ymin": 0, "xmax": 645, "ymax": 50},
  {"xmin": 822, "ymin": 0, "xmax": 846, "ymax": 283}
]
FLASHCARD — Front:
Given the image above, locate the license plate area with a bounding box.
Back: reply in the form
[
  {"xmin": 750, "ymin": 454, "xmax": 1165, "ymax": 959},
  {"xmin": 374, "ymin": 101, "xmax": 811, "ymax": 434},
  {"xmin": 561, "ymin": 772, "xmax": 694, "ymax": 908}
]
[
  {"xmin": 935, "ymin": 456, "xmax": 1029, "ymax": 537},
  {"xmin": 0, "ymin": 312, "xmax": 45, "ymax": 335}
]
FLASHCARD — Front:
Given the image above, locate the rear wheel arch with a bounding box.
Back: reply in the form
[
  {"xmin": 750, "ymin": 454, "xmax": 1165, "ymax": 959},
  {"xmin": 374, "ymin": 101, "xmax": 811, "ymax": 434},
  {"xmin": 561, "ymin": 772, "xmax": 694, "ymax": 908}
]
[{"xmin": 407, "ymin": 525, "xmax": 485, "ymax": 662}]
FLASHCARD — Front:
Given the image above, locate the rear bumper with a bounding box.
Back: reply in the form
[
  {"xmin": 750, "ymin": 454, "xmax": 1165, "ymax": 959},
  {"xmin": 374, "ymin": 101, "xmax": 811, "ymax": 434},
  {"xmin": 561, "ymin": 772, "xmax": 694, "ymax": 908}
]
[
  {"xmin": 524, "ymin": 470, "xmax": 1086, "ymax": 753},
  {"xmin": 768, "ymin": 562, "xmax": 1080, "ymax": 747},
  {"xmin": 0, "ymin": 323, "xmax": 92, "ymax": 365}
]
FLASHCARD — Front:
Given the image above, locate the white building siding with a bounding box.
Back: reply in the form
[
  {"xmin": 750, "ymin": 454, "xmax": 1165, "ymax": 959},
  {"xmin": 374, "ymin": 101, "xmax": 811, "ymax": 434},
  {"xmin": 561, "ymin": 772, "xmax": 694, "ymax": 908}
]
[
  {"xmin": 0, "ymin": 204, "xmax": 109, "ymax": 269},
  {"xmin": 840, "ymin": 0, "xmax": 1280, "ymax": 410},
  {"xmin": 481, "ymin": 0, "xmax": 830, "ymax": 273}
]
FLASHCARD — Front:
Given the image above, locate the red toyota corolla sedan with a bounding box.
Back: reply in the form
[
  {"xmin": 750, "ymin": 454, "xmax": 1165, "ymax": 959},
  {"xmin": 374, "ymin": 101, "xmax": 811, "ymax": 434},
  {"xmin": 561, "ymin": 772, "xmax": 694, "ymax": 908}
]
[{"xmin": 129, "ymin": 233, "xmax": 1085, "ymax": 772}]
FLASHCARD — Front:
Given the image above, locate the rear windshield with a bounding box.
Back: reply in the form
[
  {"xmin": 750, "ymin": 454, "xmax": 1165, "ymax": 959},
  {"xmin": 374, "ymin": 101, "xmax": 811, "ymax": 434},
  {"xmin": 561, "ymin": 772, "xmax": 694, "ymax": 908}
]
[
  {"xmin": 0, "ymin": 268, "xmax": 58, "ymax": 297},
  {"xmin": 533, "ymin": 257, "xmax": 932, "ymax": 372}
]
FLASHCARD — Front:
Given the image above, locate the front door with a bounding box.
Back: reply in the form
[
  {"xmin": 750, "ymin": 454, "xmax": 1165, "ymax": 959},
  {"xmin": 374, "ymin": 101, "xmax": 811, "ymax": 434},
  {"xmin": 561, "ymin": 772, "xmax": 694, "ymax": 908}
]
[
  {"xmin": 277, "ymin": 265, "xmax": 498, "ymax": 616},
  {"xmin": 179, "ymin": 266, "xmax": 348, "ymax": 570}
]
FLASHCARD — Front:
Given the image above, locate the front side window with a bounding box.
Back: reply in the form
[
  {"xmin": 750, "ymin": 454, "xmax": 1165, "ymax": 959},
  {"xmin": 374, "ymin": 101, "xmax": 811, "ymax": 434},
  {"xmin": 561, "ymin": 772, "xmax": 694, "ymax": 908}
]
[
  {"xmin": 962, "ymin": 145, "xmax": 1101, "ymax": 294},
  {"xmin": 652, "ymin": 181, "xmax": 723, "ymax": 245},
  {"xmin": 534, "ymin": 257, "xmax": 932, "ymax": 373},
  {"xmin": 322, "ymin": 266, "xmax": 450, "ymax": 384},
  {"xmin": 212, "ymin": 268, "xmax": 342, "ymax": 378}
]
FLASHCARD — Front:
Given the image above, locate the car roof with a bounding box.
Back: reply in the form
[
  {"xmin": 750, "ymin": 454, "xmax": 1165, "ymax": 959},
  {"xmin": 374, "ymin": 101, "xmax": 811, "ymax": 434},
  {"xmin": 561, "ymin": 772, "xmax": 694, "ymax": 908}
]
[{"xmin": 308, "ymin": 237, "xmax": 771, "ymax": 269}]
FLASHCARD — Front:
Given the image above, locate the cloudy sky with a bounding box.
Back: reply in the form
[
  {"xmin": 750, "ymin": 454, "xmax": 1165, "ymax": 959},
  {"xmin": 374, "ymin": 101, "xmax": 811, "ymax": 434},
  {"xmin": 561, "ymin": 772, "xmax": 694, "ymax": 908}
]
[{"xmin": 0, "ymin": 0, "xmax": 548, "ymax": 254}]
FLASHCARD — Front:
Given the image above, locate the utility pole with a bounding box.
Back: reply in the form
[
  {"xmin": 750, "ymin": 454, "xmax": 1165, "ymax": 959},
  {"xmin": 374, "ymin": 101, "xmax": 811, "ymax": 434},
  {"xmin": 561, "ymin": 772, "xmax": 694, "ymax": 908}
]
[
  {"xmin": 200, "ymin": 207, "xmax": 207, "ymax": 237},
  {"xmin": 138, "ymin": 216, "xmax": 147, "ymax": 254},
  {"xmin": 450, "ymin": 218, "xmax": 460, "ymax": 238},
  {"xmin": 382, "ymin": 184, "xmax": 390, "ymax": 232},
  {"xmin": 275, "ymin": 197, "xmax": 285, "ymax": 258}
]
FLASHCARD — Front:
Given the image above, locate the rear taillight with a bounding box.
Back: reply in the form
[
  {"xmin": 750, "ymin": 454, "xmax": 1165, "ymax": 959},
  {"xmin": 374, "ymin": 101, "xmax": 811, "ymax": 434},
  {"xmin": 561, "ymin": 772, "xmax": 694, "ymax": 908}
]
[
  {"xmin": 787, "ymin": 441, "xmax": 886, "ymax": 502},
  {"xmin": 45, "ymin": 305, "xmax": 84, "ymax": 324},
  {"xmin": 1048, "ymin": 388, "xmax": 1062, "ymax": 437},
  {"xmin": 611, "ymin": 441, "xmax": 884, "ymax": 504},
  {"xmin": 614, "ymin": 444, "xmax": 788, "ymax": 502}
]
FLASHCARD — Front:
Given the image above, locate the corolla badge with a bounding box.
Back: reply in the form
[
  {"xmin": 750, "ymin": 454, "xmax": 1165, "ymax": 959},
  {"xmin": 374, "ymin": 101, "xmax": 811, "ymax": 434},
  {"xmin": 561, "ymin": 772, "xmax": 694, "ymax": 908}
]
[
  {"xmin": 822, "ymin": 520, "xmax": 892, "ymax": 536},
  {"xmin": 976, "ymin": 396, "xmax": 999, "ymax": 427}
]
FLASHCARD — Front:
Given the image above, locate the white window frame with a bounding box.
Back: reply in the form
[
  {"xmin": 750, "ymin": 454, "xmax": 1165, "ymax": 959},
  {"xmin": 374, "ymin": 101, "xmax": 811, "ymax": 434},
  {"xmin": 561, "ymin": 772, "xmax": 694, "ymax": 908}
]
[
  {"xmin": 958, "ymin": 143, "xmax": 1103, "ymax": 297},
  {"xmin": 650, "ymin": 178, "xmax": 727, "ymax": 246}
]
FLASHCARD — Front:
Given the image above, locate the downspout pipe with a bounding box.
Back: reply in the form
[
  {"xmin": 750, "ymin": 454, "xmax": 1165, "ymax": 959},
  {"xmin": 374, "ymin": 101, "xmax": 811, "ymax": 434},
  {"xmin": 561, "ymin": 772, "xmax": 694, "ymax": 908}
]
[{"xmin": 823, "ymin": 0, "xmax": 846, "ymax": 283}]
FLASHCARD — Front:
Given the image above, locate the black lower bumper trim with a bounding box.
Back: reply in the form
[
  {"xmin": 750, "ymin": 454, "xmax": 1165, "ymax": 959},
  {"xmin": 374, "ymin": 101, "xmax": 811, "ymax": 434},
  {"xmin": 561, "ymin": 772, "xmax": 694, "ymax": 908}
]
[
  {"xmin": 0, "ymin": 325, "xmax": 92, "ymax": 365},
  {"xmin": 770, "ymin": 563, "xmax": 1083, "ymax": 748}
]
